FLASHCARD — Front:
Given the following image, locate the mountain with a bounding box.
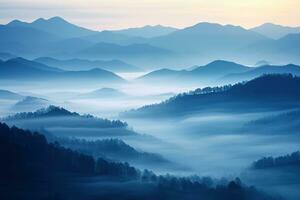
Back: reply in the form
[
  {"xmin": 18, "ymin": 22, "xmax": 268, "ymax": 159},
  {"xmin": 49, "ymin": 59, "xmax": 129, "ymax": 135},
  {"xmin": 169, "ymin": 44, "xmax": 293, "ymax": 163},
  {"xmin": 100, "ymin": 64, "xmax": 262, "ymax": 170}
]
[
  {"xmin": 137, "ymin": 60, "xmax": 251, "ymax": 85},
  {"xmin": 7, "ymin": 16, "xmax": 96, "ymax": 38},
  {"xmin": 12, "ymin": 96, "xmax": 51, "ymax": 112},
  {"xmin": 0, "ymin": 57, "xmax": 126, "ymax": 84},
  {"xmin": 5, "ymin": 105, "xmax": 128, "ymax": 128},
  {"xmin": 149, "ymin": 22, "xmax": 268, "ymax": 54},
  {"xmin": 82, "ymin": 30, "xmax": 146, "ymax": 45},
  {"xmin": 4, "ymin": 106, "xmax": 136, "ymax": 137},
  {"xmin": 0, "ymin": 25, "xmax": 60, "ymax": 55},
  {"xmin": 78, "ymin": 42, "xmax": 174, "ymax": 59},
  {"xmin": 251, "ymin": 23, "xmax": 300, "ymax": 39},
  {"xmin": 240, "ymin": 33, "xmax": 300, "ymax": 64},
  {"xmin": 113, "ymin": 25, "xmax": 178, "ymax": 38},
  {"xmin": 222, "ymin": 63, "xmax": 300, "ymax": 83},
  {"xmin": 123, "ymin": 74, "xmax": 300, "ymax": 118},
  {"xmin": 77, "ymin": 88, "xmax": 128, "ymax": 99},
  {"xmin": 34, "ymin": 57, "xmax": 142, "ymax": 72},
  {"xmin": 0, "ymin": 89, "xmax": 23, "ymax": 100}
]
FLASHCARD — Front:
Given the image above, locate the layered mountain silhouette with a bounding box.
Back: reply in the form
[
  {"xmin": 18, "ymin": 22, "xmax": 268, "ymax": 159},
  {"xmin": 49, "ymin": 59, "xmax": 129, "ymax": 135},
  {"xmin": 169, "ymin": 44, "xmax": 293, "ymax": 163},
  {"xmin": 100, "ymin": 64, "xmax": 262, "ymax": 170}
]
[
  {"xmin": 138, "ymin": 60, "xmax": 300, "ymax": 86},
  {"xmin": 222, "ymin": 63, "xmax": 300, "ymax": 83},
  {"xmin": 78, "ymin": 42, "xmax": 174, "ymax": 59},
  {"xmin": 12, "ymin": 96, "xmax": 51, "ymax": 112},
  {"xmin": 0, "ymin": 57, "xmax": 125, "ymax": 84},
  {"xmin": 35, "ymin": 57, "xmax": 141, "ymax": 72},
  {"xmin": 137, "ymin": 60, "xmax": 251, "ymax": 85},
  {"xmin": 123, "ymin": 74, "xmax": 300, "ymax": 118},
  {"xmin": 148, "ymin": 22, "xmax": 268, "ymax": 54},
  {"xmin": 7, "ymin": 16, "xmax": 96, "ymax": 38},
  {"xmin": 4, "ymin": 105, "xmax": 136, "ymax": 137},
  {"xmin": 113, "ymin": 25, "xmax": 178, "ymax": 38},
  {"xmin": 0, "ymin": 89, "xmax": 23, "ymax": 100},
  {"xmin": 251, "ymin": 23, "xmax": 300, "ymax": 39},
  {"xmin": 1, "ymin": 17, "xmax": 300, "ymax": 66}
]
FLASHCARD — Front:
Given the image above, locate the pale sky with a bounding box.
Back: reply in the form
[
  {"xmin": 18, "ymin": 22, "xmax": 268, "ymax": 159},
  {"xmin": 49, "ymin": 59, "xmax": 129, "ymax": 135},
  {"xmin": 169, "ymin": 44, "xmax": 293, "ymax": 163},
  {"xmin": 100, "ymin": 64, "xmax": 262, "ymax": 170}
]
[{"xmin": 0, "ymin": 0, "xmax": 299, "ymax": 30}]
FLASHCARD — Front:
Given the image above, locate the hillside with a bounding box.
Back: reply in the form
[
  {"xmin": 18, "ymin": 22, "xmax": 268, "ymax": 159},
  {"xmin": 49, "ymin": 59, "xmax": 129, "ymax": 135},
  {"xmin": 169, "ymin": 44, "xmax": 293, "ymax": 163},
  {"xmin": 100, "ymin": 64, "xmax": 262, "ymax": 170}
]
[
  {"xmin": 0, "ymin": 57, "xmax": 126, "ymax": 84},
  {"xmin": 124, "ymin": 74, "xmax": 300, "ymax": 118},
  {"xmin": 137, "ymin": 60, "xmax": 251, "ymax": 85}
]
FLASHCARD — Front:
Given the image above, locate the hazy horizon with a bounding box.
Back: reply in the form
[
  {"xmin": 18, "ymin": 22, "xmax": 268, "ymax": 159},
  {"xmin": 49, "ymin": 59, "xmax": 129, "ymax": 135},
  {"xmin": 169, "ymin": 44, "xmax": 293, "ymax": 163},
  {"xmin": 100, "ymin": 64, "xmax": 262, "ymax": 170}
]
[{"xmin": 1, "ymin": 0, "xmax": 300, "ymax": 30}]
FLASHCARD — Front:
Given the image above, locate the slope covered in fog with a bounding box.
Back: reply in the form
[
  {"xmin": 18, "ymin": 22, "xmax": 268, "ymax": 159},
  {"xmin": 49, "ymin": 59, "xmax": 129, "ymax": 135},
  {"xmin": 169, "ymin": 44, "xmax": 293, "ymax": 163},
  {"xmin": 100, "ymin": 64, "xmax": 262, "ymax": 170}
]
[
  {"xmin": 0, "ymin": 122, "xmax": 278, "ymax": 200},
  {"xmin": 138, "ymin": 60, "xmax": 251, "ymax": 85},
  {"xmin": 34, "ymin": 57, "xmax": 141, "ymax": 72},
  {"xmin": 124, "ymin": 74, "xmax": 300, "ymax": 118}
]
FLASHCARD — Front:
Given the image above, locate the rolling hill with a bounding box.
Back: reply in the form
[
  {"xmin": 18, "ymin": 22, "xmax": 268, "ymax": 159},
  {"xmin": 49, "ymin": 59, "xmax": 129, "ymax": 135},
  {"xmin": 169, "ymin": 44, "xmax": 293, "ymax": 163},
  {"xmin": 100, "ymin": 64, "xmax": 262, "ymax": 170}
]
[
  {"xmin": 0, "ymin": 57, "xmax": 126, "ymax": 84},
  {"xmin": 137, "ymin": 60, "xmax": 251, "ymax": 85},
  {"xmin": 221, "ymin": 63, "xmax": 300, "ymax": 83},
  {"xmin": 123, "ymin": 74, "xmax": 300, "ymax": 118}
]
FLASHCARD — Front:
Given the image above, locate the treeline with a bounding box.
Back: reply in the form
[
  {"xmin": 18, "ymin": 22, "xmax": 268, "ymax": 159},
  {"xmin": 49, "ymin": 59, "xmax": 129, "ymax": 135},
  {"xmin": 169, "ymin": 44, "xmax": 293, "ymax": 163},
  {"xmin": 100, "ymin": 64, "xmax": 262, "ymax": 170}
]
[
  {"xmin": 3, "ymin": 105, "xmax": 128, "ymax": 128},
  {"xmin": 252, "ymin": 151, "xmax": 300, "ymax": 169},
  {"xmin": 0, "ymin": 122, "xmax": 139, "ymax": 181},
  {"xmin": 122, "ymin": 74, "xmax": 300, "ymax": 118}
]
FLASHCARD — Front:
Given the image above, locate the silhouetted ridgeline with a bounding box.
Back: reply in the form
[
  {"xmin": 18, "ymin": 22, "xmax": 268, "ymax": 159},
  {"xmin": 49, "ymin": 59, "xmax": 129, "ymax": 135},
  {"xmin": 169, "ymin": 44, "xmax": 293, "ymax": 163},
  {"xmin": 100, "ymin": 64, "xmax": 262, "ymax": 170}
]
[
  {"xmin": 251, "ymin": 151, "xmax": 300, "ymax": 169},
  {"xmin": 0, "ymin": 57, "xmax": 125, "ymax": 84},
  {"xmin": 4, "ymin": 105, "xmax": 128, "ymax": 128},
  {"xmin": 57, "ymin": 137, "xmax": 169, "ymax": 165},
  {"xmin": 0, "ymin": 122, "xmax": 279, "ymax": 200},
  {"xmin": 122, "ymin": 74, "xmax": 300, "ymax": 118}
]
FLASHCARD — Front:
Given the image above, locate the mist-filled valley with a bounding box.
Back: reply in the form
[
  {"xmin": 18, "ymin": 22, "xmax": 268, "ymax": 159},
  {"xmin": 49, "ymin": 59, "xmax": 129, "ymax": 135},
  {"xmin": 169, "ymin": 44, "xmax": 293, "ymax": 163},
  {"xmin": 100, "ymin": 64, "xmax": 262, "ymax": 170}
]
[{"xmin": 1, "ymin": 13, "xmax": 300, "ymax": 200}]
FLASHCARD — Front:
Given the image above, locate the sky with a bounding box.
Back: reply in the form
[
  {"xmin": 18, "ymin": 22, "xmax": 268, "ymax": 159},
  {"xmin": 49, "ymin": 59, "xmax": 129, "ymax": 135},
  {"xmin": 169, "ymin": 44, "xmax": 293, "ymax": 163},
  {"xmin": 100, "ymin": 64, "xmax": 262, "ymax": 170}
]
[{"xmin": 0, "ymin": 0, "xmax": 299, "ymax": 30}]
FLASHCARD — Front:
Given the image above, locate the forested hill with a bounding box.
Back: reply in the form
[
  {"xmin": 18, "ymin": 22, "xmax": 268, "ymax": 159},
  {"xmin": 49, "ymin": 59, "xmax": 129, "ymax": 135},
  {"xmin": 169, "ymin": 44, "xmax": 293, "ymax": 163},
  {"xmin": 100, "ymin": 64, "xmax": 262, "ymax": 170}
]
[
  {"xmin": 0, "ymin": 122, "xmax": 279, "ymax": 200},
  {"xmin": 122, "ymin": 74, "xmax": 300, "ymax": 118},
  {"xmin": 251, "ymin": 151, "xmax": 300, "ymax": 169},
  {"xmin": 4, "ymin": 105, "xmax": 128, "ymax": 128},
  {"xmin": 0, "ymin": 122, "xmax": 139, "ymax": 180}
]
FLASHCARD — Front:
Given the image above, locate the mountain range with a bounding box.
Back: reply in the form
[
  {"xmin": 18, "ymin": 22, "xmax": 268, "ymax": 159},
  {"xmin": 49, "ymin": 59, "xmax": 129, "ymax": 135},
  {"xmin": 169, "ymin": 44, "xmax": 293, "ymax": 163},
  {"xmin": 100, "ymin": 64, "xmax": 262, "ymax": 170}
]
[
  {"xmin": 251, "ymin": 23, "xmax": 300, "ymax": 39},
  {"xmin": 137, "ymin": 60, "xmax": 300, "ymax": 86},
  {"xmin": 1, "ymin": 17, "xmax": 300, "ymax": 67},
  {"xmin": 0, "ymin": 57, "xmax": 125, "ymax": 84},
  {"xmin": 7, "ymin": 17, "xmax": 96, "ymax": 38},
  {"xmin": 34, "ymin": 57, "xmax": 142, "ymax": 72},
  {"xmin": 113, "ymin": 25, "xmax": 178, "ymax": 38}
]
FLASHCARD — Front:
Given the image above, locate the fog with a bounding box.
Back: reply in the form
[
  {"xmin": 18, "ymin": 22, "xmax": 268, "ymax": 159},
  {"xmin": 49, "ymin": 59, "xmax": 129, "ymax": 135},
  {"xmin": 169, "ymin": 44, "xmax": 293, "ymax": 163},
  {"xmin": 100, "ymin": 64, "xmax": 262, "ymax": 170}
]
[{"xmin": 2, "ymin": 73, "xmax": 300, "ymax": 199}]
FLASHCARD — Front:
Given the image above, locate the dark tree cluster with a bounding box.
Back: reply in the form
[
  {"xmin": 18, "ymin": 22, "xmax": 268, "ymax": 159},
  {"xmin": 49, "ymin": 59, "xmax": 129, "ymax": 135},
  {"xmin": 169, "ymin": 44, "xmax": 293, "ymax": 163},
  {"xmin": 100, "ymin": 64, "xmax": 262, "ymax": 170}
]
[
  {"xmin": 252, "ymin": 151, "xmax": 300, "ymax": 169},
  {"xmin": 0, "ymin": 122, "xmax": 138, "ymax": 182}
]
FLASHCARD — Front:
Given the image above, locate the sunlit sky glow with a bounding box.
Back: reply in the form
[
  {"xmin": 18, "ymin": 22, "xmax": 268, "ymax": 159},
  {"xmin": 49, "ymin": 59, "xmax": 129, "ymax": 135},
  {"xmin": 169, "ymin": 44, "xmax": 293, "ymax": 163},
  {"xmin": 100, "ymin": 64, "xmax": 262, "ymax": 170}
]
[{"xmin": 0, "ymin": 0, "xmax": 299, "ymax": 30}]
